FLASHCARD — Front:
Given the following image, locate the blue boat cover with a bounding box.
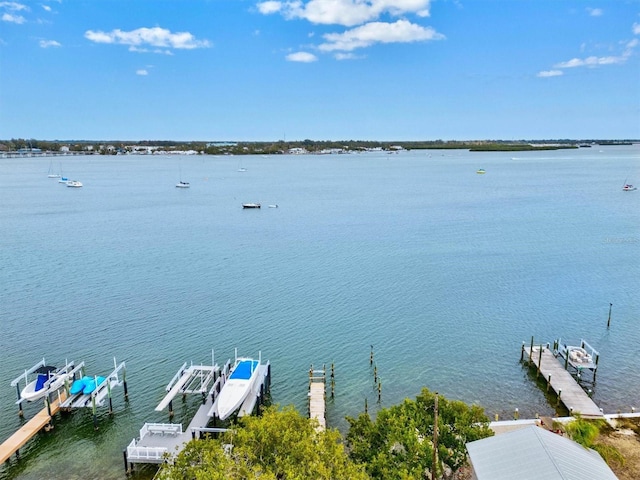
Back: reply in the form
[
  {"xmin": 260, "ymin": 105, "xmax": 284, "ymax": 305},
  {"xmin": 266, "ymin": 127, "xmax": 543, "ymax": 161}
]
[
  {"xmin": 83, "ymin": 376, "xmax": 106, "ymax": 395},
  {"xmin": 70, "ymin": 376, "xmax": 90, "ymax": 395},
  {"xmin": 35, "ymin": 373, "xmax": 49, "ymax": 392},
  {"xmin": 230, "ymin": 360, "xmax": 259, "ymax": 380}
]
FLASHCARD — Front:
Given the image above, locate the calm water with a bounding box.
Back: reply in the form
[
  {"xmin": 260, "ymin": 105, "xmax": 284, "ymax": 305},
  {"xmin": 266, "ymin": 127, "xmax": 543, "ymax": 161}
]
[{"xmin": 1, "ymin": 147, "xmax": 639, "ymax": 479}]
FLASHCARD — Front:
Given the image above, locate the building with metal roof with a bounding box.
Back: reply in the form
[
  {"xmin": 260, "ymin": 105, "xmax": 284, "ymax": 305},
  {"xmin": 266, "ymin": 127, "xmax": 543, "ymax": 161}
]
[{"xmin": 466, "ymin": 425, "xmax": 618, "ymax": 480}]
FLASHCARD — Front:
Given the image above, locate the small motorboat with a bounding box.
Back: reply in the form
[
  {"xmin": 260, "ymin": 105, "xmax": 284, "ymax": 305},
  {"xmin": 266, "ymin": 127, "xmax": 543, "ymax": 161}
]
[
  {"xmin": 66, "ymin": 180, "xmax": 83, "ymax": 188},
  {"xmin": 476, "ymin": 168, "xmax": 486, "ymax": 174},
  {"xmin": 622, "ymin": 184, "xmax": 637, "ymax": 191},
  {"xmin": 20, "ymin": 365, "xmax": 72, "ymax": 402},
  {"xmin": 268, "ymin": 204, "xmax": 278, "ymax": 208},
  {"xmin": 242, "ymin": 203, "xmax": 261, "ymax": 209},
  {"xmin": 176, "ymin": 181, "xmax": 190, "ymax": 188},
  {"xmin": 58, "ymin": 176, "xmax": 69, "ymax": 183},
  {"xmin": 215, "ymin": 357, "xmax": 260, "ymax": 420}
]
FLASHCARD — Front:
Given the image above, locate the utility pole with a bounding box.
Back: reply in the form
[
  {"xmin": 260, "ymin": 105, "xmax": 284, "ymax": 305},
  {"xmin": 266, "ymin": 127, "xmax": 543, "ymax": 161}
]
[{"xmin": 432, "ymin": 393, "xmax": 439, "ymax": 480}]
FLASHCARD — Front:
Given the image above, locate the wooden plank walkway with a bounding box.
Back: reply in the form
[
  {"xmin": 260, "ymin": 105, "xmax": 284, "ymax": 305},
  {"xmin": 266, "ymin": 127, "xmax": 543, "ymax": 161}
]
[
  {"xmin": 0, "ymin": 394, "xmax": 66, "ymax": 464},
  {"xmin": 309, "ymin": 370, "xmax": 326, "ymax": 430},
  {"xmin": 524, "ymin": 345, "xmax": 603, "ymax": 418}
]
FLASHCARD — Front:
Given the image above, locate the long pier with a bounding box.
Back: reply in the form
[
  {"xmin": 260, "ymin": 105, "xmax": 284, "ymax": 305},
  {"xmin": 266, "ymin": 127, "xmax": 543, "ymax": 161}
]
[
  {"xmin": 308, "ymin": 365, "xmax": 326, "ymax": 430},
  {"xmin": 523, "ymin": 344, "xmax": 603, "ymax": 418},
  {"xmin": 0, "ymin": 393, "xmax": 66, "ymax": 463}
]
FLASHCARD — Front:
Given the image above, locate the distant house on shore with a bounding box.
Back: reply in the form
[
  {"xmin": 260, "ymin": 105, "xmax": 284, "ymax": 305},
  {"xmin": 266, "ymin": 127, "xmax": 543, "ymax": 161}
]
[{"xmin": 466, "ymin": 426, "xmax": 618, "ymax": 479}]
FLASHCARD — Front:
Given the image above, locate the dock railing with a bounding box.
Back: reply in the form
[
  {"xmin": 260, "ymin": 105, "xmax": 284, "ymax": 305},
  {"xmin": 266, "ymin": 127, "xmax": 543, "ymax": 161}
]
[{"xmin": 126, "ymin": 439, "xmax": 168, "ymax": 463}]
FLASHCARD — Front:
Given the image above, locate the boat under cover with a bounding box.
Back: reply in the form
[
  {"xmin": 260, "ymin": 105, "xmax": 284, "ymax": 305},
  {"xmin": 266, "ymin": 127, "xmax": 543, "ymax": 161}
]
[{"xmin": 215, "ymin": 359, "xmax": 260, "ymax": 420}]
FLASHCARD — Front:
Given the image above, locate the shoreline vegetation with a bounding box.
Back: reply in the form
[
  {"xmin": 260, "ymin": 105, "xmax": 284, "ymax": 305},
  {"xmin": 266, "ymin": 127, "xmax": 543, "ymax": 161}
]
[{"xmin": 1, "ymin": 138, "xmax": 635, "ymax": 156}]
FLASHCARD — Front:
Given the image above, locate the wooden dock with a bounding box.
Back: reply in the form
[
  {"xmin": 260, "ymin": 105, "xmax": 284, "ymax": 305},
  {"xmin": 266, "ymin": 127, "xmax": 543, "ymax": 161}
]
[
  {"xmin": 0, "ymin": 394, "xmax": 66, "ymax": 464},
  {"xmin": 524, "ymin": 345, "xmax": 603, "ymax": 418},
  {"xmin": 308, "ymin": 367, "xmax": 326, "ymax": 430}
]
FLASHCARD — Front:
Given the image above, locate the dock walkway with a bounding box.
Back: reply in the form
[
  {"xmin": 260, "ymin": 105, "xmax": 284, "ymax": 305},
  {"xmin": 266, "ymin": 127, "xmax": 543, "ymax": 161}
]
[
  {"xmin": 308, "ymin": 368, "xmax": 326, "ymax": 430},
  {"xmin": 0, "ymin": 394, "xmax": 65, "ymax": 463},
  {"xmin": 524, "ymin": 345, "xmax": 603, "ymax": 418}
]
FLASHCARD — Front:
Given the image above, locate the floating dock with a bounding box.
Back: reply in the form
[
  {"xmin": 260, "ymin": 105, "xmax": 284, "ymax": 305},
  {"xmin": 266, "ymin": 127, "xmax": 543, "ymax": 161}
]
[
  {"xmin": 522, "ymin": 343, "xmax": 603, "ymax": 418},
  {"xmin": 124, "ymin": 353, "xmax": 271, "ymax": 472},
  {"xmin": 308, "ymin": 365, "xmax": 326, "ymax": 430}
]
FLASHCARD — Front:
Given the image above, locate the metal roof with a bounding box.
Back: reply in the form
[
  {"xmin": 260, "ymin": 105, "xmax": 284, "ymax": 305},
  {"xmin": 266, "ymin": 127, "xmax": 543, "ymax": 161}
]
[{"xmin": 466, "ymin": 426, "xmax": 618, "ymax": 480}]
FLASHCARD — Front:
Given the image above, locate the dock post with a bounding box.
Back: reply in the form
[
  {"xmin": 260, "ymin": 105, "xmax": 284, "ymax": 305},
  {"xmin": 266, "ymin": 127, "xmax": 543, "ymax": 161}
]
[
  {"xmin": 547, "ymin": 375, "xmax": 551, "ymax": 392},
  {"xmin": 122, "ymin": 365, "xmax": 128, "ymax": 401},
  {"xmin": 514, "ymin": 408, "xmax": 519, "ymax": 420},
  {"xmin": 557, "ymin": 389, "xmax": 562, "ymax": 407},
  {"xmin": 169, "ymin": 400, "xmax": 174, "ymax": 418},
  {"xmin": 370, "ymin": 345, "xmax": 373, "ymax": 366},
  {"xmin": 594, "ymin": 354, "xmax": 599, "ymax": 382},
  {"xmin": 520, "ymin": 342, "xmax": 525, "ymax": 362},
  {"xmin": 364, "ymin": 397, "xmax": 368, "ymax": 414},
  {"xmin": 16, "ymin": 384, "xmax": 24, "ymax": 417},
  {"xmin": 92, "ymin": 396, "xmax": 98, "ymax": 430},
  {"xmin": 529, "ymin": 337, "xmax": 534, "ymax": 366},
  {"xmin": 377, "ymin": 381, "xmax": 381, "ymax": 403},
  {"xmin": 373, "ymin": 364, "xmax": 377, "ymax": 383},
  {"xmin": 45, "ymin": 395, "xmax": 52, "ymax": 417},
  {"xmin": 537, "ymin": 345, "xmax": 543, "ymax": 377},
  {"xmin": 108, "ymin": 381, "xmax": 113, "ymax": 414},
  {"xmin": 607, "ymin": 303, "xmax": 612, "ymax": 328},
  {"xmin": 564, "ymin": 349, "xmax": 569, "ymax": 370},
  {"xmin": 123, "ymin": 450, "xmax": 130, "ymax": 474},
  {"xmin": 330, "ymin": 363, "xmax": 335, "ymax": 399}
]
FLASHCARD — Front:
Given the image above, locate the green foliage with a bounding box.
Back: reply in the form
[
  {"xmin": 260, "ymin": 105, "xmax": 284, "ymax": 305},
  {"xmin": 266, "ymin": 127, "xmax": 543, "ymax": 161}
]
[
  {"xmin": 563, "ymin": 417, "xmax": 626, "ymax": 470},
  {"xmin": 157, "ymin": 405, "xmax": 368, "ymax": 480},
  {"xmin": 346, "ymin": 388, "xmax": 493, "ymax": 479},
  {"xmin": 593, "ymin": 443, "xmax": 625, "ymax": 469},
  {"xmin": 564, "ymin": 417, "xmax": 604, "ymax": 447}
]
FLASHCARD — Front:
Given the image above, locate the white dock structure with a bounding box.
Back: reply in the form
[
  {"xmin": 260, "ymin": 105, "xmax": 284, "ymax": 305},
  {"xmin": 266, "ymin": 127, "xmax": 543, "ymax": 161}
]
[
  {"xmin": 523, "ymin": 343, "xmax": 603, "ymax": 418},
  {"xmin": 308, "ymin": 365, "xmax": 326, "ymax": 430},
  {"xmin": 124, "ymin": 353, "xmax": 271, "ymax": 473},
  {"xmin": 2, "ymin": 358, "xmax": 127, "ymax": 463}
]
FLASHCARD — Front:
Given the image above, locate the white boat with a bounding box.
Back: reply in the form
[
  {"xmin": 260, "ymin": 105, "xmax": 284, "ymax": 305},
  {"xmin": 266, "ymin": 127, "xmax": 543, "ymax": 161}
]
[
  {"xmin": 176, "ymin": 181, "xmax": 190, "ymax": 188},
  {"xmin": 242, "ymin": 203, "xmax": 261, "ymax": 209},
  {"xmin": 558, "ymin": 341, "xmax": 598, "ymax": 370},
  {"xmin": 66, "ymin": 180, "xmax": 83, "ymax": 187},
  {"xmin": 622, "ymin": 184, "xmax": 637, "ymax": 191},
  {"xmin": 20, "ymin": 364, "xmax": 74, "ymax": 402},
  {"xmin": 476, "ymin": 168, "xmax": 486, "ymax": 174},
  {"xmin": 215, "ymin": 356, "xmax": 261, "ymax": 420},
  {"xmin": 47, "ymin": 160, "xmax": 61, "ymax": 178}
]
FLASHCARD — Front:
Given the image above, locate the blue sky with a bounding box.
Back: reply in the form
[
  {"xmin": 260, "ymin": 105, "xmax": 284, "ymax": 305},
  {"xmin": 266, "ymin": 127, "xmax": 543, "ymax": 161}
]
[{"xmin": 1, "ymin": 0, "xmax": 639, "ymax": 141}]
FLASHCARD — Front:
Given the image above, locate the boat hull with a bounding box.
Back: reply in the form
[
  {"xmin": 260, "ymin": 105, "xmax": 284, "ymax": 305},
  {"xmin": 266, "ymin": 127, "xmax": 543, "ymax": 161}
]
[{"xmin": 215, "ymin": 359, "xmax": 260, "ymax": 420}]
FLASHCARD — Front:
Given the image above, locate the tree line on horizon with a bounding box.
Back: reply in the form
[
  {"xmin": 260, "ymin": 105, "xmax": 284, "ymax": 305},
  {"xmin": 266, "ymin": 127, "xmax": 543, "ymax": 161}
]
[{"xmin": 0, "ymin": 138, "xmax": 634, "ymax": 155}]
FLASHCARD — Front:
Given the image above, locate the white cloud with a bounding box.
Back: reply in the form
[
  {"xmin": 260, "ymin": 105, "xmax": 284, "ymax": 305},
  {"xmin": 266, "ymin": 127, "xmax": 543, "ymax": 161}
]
[
  {"xmin": 554, "ymin": 55, "xmax": 627, "ymax": 68},
  {"xmin": 633, "ymin": 22, "xmax": 640, "ymax": 35},
  {"xmin": 258, "ymin": 0, "xmax": 432, "ymax": 27},
  {"xmin": 586, "ymin": 7, "xmax": 602, "ymax": 17},
  {"xmin": 0, "ymin": 2, "xmax": 29, "ymax": 11},
  {"xmin": 2, "ymin": 12, "xmax": 25, "ymax": 23},
  {"xmin": 257, "ymin": 1, "xmax": 282, "ymax": 14},
  {"xmin": 537, "ymin": 70, "xmax": 563, "ymax": 78},
  {"xmin": 84, "ymin": 27, "xmax": 210, "ymax": 50},
  {"xmin": 334, "ymin": 52, "xmax": 363, "ymax": 60},
  {"xmin": 318, "ymin": 19, "xmax": 444, "ymax": 52},
  {"xmin": 39, "ymin": 39, "xmax": 60, "ymax": 48},
  {"xmin": 42, "ymin": 4, "xmax": 51, "ymax": 12},
  {"xmin": 286, "ymin": 51, "xmax": 318, "ymax": 62},
  {"xmin": 136, "ymin": 69, "xmax": 148, "ymax": 76}
]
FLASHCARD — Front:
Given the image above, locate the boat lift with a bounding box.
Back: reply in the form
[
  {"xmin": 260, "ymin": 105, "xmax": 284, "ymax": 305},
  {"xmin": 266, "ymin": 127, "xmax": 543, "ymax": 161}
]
[
  {"xmin": 10, "ymin": 358, "xmax": 75, "ymax": 416},
  {"xmin": 58, "ymin": 358, "xmax": 128, "ymax": 429}
]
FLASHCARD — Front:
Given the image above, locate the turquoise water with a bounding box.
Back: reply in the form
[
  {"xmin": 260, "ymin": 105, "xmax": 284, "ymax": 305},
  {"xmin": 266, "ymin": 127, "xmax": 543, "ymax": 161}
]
[{"xmin": 1, "ymin": 146, "xmax": 639, "ymax": 479}]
